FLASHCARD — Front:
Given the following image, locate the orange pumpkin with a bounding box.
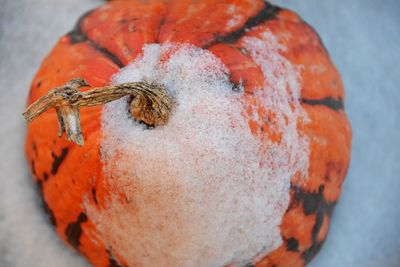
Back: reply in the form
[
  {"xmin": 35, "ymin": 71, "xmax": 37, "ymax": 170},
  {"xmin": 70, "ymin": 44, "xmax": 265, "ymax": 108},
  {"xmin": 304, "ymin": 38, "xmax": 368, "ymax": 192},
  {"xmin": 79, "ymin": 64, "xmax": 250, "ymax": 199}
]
[{"xmin": 25, "ymin": 1, "xmax": 351, "ymax": 267}]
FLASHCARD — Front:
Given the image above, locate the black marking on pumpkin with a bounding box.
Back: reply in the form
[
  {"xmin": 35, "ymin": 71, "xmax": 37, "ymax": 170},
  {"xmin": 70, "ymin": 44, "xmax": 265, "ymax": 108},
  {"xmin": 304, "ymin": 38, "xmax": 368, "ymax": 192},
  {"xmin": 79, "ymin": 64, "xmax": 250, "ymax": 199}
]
[
  {"xmin": 302, "ymin": 241, "xmax": 324, "ymax": 264},
  {"xmin": 67, "ymin": 9, "xmax": 94, "ymax": 44},
  {"xmin": 231, "ymin": 80, "xmax": 244, "ymax": 92},
  {"xmin": 107, "ymin": 249, "xmax": 124, "ymax": 267},
  {"xmin": 65, "ymin": 212, "xmax": 88, "ymax": 250},
  {"xmin": 35, "ymin": 180, "xmax": 57, "ymax": 227},
  {"xmin": 243, "ymin": 263, "xmax": 254, "ymax": 267},
  {"xmin": 67, "ymin": 9, "xmax": 125, "ymax": 68},
  {"xmin": 301, "ymin": 186, "xmax": 322, "ymax": 215},
  {"xmin": 301, "ymin": 209, "xmax": 327, "ymax": 263},
  {"xmin": 288, "ymin": 185, "xmax": 336, "ymax": 264},
  {"xmin": 92, "ymin": 188, "xmax": 98, "ymax": 204},
  {"xmin": 31, "ymin": 142, "xmax": 38, "ymax": 157},
  {"xmin": 291, "ymin": 185, "xmax": 335, "ymax": 216},
  {"xmin": 51, "ymin": 147, "xmax": 69, "ymax": 175},
  {"xmin": 108, "ymin": 257, "xmax": 124, "ymax": 267},
  {"xmin": 43, "ymin": 172, "xmax": 49, "ymax": 181},
  {"xmin": 31, "ymin": 159, "xmax": 37, "ymax": 177},
  {"xmin": 286, "ymin": 237, "xmax": 299, "ymax": 252},
  {"xmin": 312, "ymin": 211, "xmax": 325, "ymax": 242},
  {"xmin": 204, "ymin": 2, "xmax": 281, "ymax": 48},
  {"xmin": 87, "ymin": 40, "xmax": 125, "ymax": 68},
  {"xmin": 301, "ymin": 97, "xmax": 344, "ymax": 111}
]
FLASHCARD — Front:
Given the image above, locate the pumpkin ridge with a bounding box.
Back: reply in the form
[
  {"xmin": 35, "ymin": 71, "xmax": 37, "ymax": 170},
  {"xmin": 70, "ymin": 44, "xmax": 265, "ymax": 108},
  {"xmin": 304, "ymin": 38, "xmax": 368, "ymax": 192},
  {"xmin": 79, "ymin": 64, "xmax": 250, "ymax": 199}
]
[
  {"xmin": 203, "ymin": 1, "xmax": 281, "ymax": 49},
  {"xmin": 207, "ymin": 42, "xmax": 264, "ymax": 94},
  {"xmin": 155, "ymin": 17, "xmax": 166, "ymax": 43},
  {"xmin": 66, "ymin": 8, "xmax": 125, "ymax": 68},
  {"xmin": 154, "ymin": 1, "xmax": 169, "ymax": 44},
  {"xmin": 299, "ymin": 19, "xmax": 330, "ymax": 56},
  {"xmin": 301, "ymin": 97, "xmax": 344, "ymax": 111},
  {"xmin": 86, "ymin": 39, "xmax": 125, "ymax": 68}
]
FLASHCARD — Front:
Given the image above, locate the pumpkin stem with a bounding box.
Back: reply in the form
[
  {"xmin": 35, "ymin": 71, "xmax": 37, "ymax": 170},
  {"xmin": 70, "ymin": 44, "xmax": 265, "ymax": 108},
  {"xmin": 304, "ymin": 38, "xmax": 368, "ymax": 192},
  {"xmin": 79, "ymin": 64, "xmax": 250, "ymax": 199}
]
[{"xmin": 23, "ymin": 78, "xmax": 173, "ymax": 146}]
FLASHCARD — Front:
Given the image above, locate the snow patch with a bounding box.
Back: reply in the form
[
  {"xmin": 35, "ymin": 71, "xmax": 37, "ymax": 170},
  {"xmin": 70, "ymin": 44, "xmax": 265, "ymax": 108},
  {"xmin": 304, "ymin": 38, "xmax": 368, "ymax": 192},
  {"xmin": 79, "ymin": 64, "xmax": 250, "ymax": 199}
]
[{"xmin": 86, "ymin": 37, "xmax": 309, "ymax": 267}]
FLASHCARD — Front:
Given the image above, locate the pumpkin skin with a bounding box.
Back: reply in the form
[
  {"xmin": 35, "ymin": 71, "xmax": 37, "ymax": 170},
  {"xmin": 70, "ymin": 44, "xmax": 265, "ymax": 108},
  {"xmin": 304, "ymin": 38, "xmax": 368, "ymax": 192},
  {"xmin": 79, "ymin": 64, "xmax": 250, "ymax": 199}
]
[{"xmin": 25, "ymin": 1, "xmax": 351, "ymax": 267}]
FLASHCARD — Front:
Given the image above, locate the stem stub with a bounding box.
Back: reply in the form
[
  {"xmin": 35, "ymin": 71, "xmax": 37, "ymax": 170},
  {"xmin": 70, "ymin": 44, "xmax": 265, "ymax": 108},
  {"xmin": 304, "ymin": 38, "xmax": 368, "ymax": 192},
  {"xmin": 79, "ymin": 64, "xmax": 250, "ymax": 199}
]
[{"xmin": 23, "ymin": 78, "xmax": 173, "ymax": 146}]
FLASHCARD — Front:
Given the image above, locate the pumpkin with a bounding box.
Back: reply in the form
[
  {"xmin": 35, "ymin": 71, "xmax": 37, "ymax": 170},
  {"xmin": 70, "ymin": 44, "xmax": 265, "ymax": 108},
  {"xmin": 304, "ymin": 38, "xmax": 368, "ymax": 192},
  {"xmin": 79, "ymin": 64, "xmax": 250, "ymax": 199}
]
[{"xmin": 24, "ymin": 1, "xmax": 351, "ymax": 267}]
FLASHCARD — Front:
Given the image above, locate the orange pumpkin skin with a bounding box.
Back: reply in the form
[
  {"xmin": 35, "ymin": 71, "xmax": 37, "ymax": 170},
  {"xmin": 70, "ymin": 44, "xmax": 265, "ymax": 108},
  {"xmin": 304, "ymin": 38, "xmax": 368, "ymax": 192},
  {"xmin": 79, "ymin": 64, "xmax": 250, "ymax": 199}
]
[{"xmin": 25, "ymin": 1, "xmax": 351, "ymax": 267}]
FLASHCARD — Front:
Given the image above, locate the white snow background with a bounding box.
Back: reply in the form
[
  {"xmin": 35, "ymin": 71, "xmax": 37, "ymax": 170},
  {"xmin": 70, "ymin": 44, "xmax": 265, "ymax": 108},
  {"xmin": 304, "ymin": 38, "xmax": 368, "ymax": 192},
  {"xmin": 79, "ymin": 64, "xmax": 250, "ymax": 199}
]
[{"xmin": 0, "ymin": 0, "xmax": 399, "ymax": 266}]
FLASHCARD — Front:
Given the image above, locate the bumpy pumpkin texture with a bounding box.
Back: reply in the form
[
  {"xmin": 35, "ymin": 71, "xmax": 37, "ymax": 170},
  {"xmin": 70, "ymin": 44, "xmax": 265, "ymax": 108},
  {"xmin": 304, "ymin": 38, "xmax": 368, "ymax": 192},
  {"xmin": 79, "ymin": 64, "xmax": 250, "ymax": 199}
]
[{"xmin": 25, "ymin": 1, "xmax": 351, "ymax": 267}]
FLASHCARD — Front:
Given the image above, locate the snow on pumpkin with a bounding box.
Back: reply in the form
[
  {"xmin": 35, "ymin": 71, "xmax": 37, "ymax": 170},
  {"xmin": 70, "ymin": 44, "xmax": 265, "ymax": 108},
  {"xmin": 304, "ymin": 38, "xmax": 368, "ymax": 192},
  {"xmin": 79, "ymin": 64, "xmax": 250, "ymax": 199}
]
[{"xmin": 84, "ymin": 34, "xmax": 310, "ymax": 267}]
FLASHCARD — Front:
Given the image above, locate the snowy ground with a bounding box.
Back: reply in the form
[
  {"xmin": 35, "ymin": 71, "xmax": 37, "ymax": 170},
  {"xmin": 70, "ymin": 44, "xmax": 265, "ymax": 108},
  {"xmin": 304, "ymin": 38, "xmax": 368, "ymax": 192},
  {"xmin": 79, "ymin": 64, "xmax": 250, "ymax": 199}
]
[{"xmin": 0, "ymin": 0, "xmax": 399, "ymax": 266}]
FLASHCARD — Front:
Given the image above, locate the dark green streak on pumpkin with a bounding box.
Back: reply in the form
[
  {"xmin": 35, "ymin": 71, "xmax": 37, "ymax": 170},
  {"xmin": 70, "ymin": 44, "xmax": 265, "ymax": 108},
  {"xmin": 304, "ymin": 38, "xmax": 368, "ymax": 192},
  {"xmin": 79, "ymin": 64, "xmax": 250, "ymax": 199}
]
[
  {"xmin": 301, "ymin": 97, "xmax": 344, "ymax": 111},
  {"xmin": 204, "ymin": 1, "xmax": 281, "ymax": 48},
  {"xmin": 51, "ymin": 147, "xmax": 69, "ymax": 175},
  {"xmin": 65, "ymin": 212, "xmax": 88, "ymax": 250},
  {"xmin": 67, "ymin": 9, "xmax": 125, "ymax": 68}
]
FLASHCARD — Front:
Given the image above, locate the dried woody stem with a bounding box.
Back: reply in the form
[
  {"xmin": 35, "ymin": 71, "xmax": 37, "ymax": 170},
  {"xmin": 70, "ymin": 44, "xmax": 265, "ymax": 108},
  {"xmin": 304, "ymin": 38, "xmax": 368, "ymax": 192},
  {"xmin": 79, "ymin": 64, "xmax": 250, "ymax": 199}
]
[{"xmin": 23, "ymin": 78, "xmax": 173, "ymax": 146}]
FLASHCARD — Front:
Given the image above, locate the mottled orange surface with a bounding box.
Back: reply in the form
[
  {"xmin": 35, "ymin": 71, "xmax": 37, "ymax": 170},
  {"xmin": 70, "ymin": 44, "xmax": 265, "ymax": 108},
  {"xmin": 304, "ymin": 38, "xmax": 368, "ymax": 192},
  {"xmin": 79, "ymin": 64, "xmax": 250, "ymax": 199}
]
[{"xmin": 25, "ymin": 1, "xmax": 351, "ymax": 266}]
